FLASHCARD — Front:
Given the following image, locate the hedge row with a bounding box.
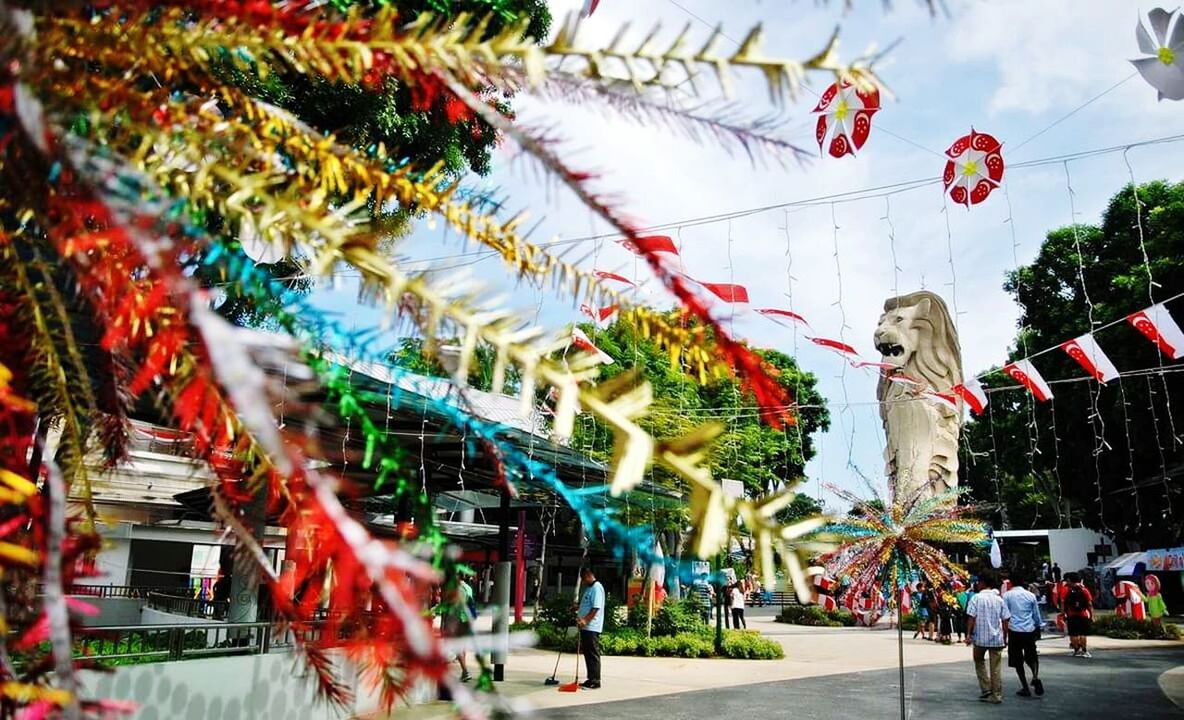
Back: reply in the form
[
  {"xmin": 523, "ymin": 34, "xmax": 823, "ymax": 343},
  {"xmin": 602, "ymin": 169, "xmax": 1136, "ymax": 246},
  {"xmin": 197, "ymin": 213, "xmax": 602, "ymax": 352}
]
[{"xmin": 774, "ymin": 605, "xmax": 857, "ymax": 627}]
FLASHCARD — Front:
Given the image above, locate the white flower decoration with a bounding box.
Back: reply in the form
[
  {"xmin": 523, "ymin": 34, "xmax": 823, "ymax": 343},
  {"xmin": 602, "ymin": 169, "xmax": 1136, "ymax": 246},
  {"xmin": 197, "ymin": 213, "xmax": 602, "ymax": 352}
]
[{"xmin": 1132, "ymin": 7, "xmax": 1184, "ymax": 101}]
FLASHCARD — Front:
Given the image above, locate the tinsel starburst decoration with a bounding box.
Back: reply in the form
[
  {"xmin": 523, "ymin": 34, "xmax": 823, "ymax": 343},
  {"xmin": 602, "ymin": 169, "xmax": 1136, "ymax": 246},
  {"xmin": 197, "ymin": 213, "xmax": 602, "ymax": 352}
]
[
  {"xmin": 819, "ymin": 482, "xmax": 989, "ymax": 603},
  {"xmin": 0, "ymin": 1, "xmax": 892, "ymax": 716}
]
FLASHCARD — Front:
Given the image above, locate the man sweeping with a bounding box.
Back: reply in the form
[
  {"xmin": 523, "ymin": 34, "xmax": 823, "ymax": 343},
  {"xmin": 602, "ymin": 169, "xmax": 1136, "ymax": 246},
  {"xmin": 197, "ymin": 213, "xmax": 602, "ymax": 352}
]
[{"xmin": 576, "ymin": 567, "xmax": 605, "ymax": 689}]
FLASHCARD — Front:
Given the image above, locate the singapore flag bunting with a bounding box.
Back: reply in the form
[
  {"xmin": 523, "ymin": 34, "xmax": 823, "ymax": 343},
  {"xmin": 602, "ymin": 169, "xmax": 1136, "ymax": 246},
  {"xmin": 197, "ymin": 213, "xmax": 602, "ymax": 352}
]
[
  {"xmin": 1060, "ymin": 333, "xmax": 1120, "ymax": 383},
  {"xmin": 697, "ymin": 281, "xmax": 750, "ymax": 304},
  {"xmin": 1127, "ymin": 303, "xmax": 1184, "ymax": 360},
  {"xmin": 620, "ymin": 235, "xmax": 679, "ymax": 258},
  {"xmin": 570, "ymin": 328, "xmax": 614, "ymax": 365},
  {"xmin": 1003, "ymin": 359, "xmax": 1053, "ymax": 402},
  {"xmin": 952, "ymin": 379, "xmax": 988, "ymax": 415}
]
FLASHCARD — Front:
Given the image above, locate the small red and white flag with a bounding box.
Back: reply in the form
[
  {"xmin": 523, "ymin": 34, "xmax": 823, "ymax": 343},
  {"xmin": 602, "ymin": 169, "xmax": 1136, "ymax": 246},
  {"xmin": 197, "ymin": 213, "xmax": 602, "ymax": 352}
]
[
  {"xmin": 851, "ymin": 359, "xmax": 897, "ymax": 371},
  {"xmin": 1004, "ymin": 359, "xmax": 1054, "ymax": 402},
  {"xmin": 593, "ymin": 269, "xmax": 635, "ymax": 286},
  {"xmin": 1128, "ymin": 303, "xmax": 1184, "ymax": 360},
  {"xmin": 952, "ymin": 379, "xmax": 988, "ymax": 415},
  {"xmin": 1061, "ymin": 333, "xmax": 1120, "ymax": 383},
  {"xmin": 697, "ymin": 281, "xmax": 750, "ymax": 304},
  {"xmin": 580, "ymin": 304, "xmax": 618, "ymax": 325},
  {"xmin": 921, "ymin": 390, "xmax": 959, "ymax": 413},
  {"xmin": 808, "ymin": 337, "xmax": 859, "ymax": 357},
  {"xmin": 570, "ymin": 328, "xmax": 614, "ymax": 365},
  {"xmin": 580, "ymin": 0, "xmax": 600, "ymax": 17},
  {"xmin": 899, "ymin": 586, "xmax": 912, "ymax": 615},
  {"xmin": 620, "ymin": 235, "xmax": 679, "ymax": 259},
  {"xmin": 817, "ymin": 594, "xmax": 838, "ymax": 612},
  {"xmin": 886, "ymin": 372, "xmax": 924, "ymax": 388},
  {"xmin": 755, "ymin": 308, "xmax": 811, "ymax": 328}
]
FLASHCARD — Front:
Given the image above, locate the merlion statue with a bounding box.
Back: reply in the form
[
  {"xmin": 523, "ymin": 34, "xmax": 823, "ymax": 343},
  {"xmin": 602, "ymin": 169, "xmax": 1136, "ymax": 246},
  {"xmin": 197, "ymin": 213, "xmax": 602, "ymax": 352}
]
[{"xmin": 873, "ymin": 291, "xmax": 964, "ymax": 502}]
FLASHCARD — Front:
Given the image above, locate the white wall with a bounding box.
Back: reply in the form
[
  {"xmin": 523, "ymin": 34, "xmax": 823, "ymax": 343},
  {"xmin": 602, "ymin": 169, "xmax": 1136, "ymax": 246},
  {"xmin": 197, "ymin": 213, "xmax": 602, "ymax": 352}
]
[
  {"xmin": 91, "ymin": 535, "xmax": 132, "ymax": 586},
  {"xmin": 79, "ymin": 651, "xmax": 435, "ymax": 720},
  {"xmin": 140, "ymin": 607, "xmax": 221, "ymax": 627},
  {"xmin": 76, "ymin": 597, "xmax": 142, "ymax": 627},
  {"xmin": 1048, "ymin": 528, "xmax": 1114, "ymax": 573}
]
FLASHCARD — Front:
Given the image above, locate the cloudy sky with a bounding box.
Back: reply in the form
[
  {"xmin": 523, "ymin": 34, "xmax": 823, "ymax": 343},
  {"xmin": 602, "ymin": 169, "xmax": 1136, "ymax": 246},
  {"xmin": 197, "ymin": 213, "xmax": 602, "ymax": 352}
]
[{"xmin": 313, "ymin": 0, "xmax": 1184, "ymax": 507}]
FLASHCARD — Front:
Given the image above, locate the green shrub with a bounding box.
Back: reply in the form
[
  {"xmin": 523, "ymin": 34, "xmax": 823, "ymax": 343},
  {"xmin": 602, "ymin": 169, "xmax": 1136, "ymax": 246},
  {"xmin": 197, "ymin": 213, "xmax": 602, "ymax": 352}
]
[
  {"xmin": 627, "ymin": 596, "xmax": 707, "ymax": 637},
  {"xmin": 775, "ymin": 605, "xmax": 848, "ymax": 627},
  {"xmin": 603, "ymin": 593, "xmax": 626, "ymax": 633},
  {"xmin": 900, "ymin": 612, "xmax": 921, "ymax": 631},
  {"xmin": 600, "ymin": 627, "xmax": 644, "ymax": 655},
  {"xmin": 646, "ymin": 632, "xmax": 713, "ymax": 658},
  {"xmin": 537, "ymin": 596, "xmax": 577, "ymax": 629},
  {"xmin": 834, "ymin": 609, "xmax": 857, "ymax": 627},
  {"xmin": 1091, "ymin": 615, "xmax": 1182, "ymax": 641},
  {"xmin": 533, "ymin": 622, "xmax": 576, "ymax": 652},
  {"xmin": 721, "ymin": 630, "xmax": 784, "ymax": 660}
]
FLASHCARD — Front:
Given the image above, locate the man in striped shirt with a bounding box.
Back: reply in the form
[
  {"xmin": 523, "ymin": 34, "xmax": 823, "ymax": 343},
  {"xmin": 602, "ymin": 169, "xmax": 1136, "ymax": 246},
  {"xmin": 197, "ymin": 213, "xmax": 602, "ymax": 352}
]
[{"xmin": 966, "ymin": 571, "xmax": 1011, "ymax": 704}]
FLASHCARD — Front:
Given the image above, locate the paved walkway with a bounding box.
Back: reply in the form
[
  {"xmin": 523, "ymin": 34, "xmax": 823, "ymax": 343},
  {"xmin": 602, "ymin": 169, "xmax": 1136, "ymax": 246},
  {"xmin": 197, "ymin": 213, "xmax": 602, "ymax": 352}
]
[
  {"xmin": 539, "ymin": 648, "xmax": 1184, "ymax": 719},
  {"xmin": 374, "ymin": 614, "xmax": 1182, "ymax": 719}
]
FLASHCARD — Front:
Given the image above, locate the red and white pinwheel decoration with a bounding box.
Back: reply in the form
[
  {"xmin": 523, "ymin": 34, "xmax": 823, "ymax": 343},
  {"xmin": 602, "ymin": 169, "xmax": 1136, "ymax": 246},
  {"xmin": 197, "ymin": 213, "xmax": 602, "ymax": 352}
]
[
  {"xmin": 942, "ymin": 129, "xmax": 1005, "ymax": 208},
  {"xmin": 813, "ymin": 80, "xmax": 880, "ymax": 158}
]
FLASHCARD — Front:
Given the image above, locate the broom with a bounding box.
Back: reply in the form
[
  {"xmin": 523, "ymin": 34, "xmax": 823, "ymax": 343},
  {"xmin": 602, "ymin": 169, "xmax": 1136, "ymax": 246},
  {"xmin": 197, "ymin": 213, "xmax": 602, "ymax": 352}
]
[
  {"xmin": 558, "ymin": 574, "xmax": 585, "ymax": 692},
  {"xmin": 558, "ymin": 631, "xmax": 581, "ymax": 692}
]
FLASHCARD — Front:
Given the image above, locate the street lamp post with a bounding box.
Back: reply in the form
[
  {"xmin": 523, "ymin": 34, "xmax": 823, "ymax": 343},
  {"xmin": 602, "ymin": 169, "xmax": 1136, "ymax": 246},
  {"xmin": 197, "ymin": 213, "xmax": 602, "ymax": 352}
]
[{"xmin": 714, "ymin": 554, "xmax": 723, "ymax": 655}]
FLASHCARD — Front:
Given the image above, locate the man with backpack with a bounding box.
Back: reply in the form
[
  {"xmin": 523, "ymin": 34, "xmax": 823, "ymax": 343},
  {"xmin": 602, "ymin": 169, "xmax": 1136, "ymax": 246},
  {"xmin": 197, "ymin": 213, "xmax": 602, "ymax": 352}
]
[{"xmin": 1059, "ymin": 571, "xmax": 1094, "ymax": 658}]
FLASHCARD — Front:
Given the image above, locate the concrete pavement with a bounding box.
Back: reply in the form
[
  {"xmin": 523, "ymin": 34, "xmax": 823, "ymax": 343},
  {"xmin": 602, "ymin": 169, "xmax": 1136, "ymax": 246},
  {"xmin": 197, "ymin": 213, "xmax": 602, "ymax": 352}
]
[
  {"xmin": 369, "ymin": 614, "xmax": 1182, "ymax": 718},
  {"xmin": 538, "ymin": 648, "xmax": 1184, "ymax": 719}
]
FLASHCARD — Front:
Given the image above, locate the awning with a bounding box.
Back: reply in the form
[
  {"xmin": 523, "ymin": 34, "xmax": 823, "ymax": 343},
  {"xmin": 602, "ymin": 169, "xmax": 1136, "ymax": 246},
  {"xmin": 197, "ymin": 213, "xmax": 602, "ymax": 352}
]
[{"xmin": 1105, "ymin": 551, "xmax": 1148, "ymax": 576}]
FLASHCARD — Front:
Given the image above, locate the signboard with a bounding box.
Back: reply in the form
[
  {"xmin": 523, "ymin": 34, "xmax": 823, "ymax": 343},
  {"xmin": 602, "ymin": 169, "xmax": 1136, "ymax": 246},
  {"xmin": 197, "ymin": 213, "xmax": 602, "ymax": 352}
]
[{"xmin": 1148, "ymin": 547, "xmax": 1184, "ymax": 571}]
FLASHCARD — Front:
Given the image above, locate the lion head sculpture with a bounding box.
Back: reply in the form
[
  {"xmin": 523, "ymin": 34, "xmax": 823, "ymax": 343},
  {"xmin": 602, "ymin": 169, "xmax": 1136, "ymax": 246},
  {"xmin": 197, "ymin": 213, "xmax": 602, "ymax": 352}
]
[{"xmin": 873, "ymin": 291, "xmax": 964, "ymax": 501}]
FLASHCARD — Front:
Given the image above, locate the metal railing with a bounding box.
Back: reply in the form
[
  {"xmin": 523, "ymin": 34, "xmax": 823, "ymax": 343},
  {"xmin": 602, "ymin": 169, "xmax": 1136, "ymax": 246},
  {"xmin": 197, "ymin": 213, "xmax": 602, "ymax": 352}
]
[
  {"xmin": 67, "ymin": 585, "xmax": 180, "ymax": 599},
  {"xmin": 747, "ymin": 591, "xmax": 801, "ymax": 607},
  {"xmin": 74, "ymin": 622, "xmax": 320, "ymax": 664},
  {"xmin": 145, "ymin": 592, "xmax": 229, "ymax": 620}
]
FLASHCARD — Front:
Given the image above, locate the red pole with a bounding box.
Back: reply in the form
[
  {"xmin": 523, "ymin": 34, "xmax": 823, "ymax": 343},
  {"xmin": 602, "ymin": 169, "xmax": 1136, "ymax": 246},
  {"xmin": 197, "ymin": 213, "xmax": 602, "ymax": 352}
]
[{"xmin": 514, "ymin": 510, "xmax": 526, "ymax": 623}]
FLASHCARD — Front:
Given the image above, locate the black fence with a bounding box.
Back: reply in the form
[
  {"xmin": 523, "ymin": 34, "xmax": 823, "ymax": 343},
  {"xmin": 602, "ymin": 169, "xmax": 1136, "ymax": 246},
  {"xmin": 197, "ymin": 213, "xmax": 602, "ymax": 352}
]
[
  {"xmin": 74, "ymin": 622, "xmax": 319, "ymax": 664},
  {"xmin": 145, "ymin": 592, "xmax": 229, "ymax": 620},
  {"xmin": 67, "ymin": 585, "xmax": 178, "ymax": 599}
]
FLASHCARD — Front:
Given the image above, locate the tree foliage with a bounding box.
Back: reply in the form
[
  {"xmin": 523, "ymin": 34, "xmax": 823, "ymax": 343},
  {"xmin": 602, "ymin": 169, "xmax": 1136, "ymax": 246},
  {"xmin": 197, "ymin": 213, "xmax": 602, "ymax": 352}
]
[
  {"xmin": 961, "ymin": 181, "xmax": 1184, "ymax": 546},
  {"xmin": 572, "ymin": 314, "xmax": 831, "ymax": 500}
]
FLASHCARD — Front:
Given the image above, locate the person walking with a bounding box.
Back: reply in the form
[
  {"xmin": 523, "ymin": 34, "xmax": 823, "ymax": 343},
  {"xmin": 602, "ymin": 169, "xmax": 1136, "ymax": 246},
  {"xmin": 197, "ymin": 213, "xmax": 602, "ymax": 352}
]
[
  {"xmin": 576, "ymin": 567, "xmax": 605, "ymax": 689},
  {"xmin": 913, "ymin": 580, "xmax": 931, "ymax": 640},
  {"xmin": 955, "ymin": 580, "xmax": 975, "ymax": 644},
  {"xmin": 966, "ymin": 571, "xmax": 1011, "ymax": 705},
  {"xmin": 730, "ymin": 582, "xmax": 747, "ymax": 629},
  {"xmin": 691, "ymin": 573, "xmax": 714, "ymax": 624},
  {"xmin": 1003, "ymin": 571, "xmax": 1044, "ymax": 698},
  {"xmin": 1051, "ymin": 563, "xmax": 1062, "ymax": 583},
  {"xmin": 1059, "ymin": 572, "xmax": 1094, "ymax": 658},
  {"xmin": 437, "ymin": 574, "xmax": 476, "ymax": 682}
]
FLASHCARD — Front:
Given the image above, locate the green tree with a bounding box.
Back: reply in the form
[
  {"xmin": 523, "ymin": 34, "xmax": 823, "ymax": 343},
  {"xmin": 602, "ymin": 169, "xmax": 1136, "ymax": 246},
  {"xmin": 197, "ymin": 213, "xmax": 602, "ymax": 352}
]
[
  {"xmin": 847, "ymin": 498, "xmax": 884, "ymax": 519},
  {"xmin": 570, "ymin": 317, "xmax": 830, "ymax": 498},
  {"xmin": 961, "ymin": 181, "xmax": 1184, "ymax": 546},
  {"xmin": 389, "ymin": 337, "xmax": 520, "ymax": 393},
  {"xmin": 777, "ymin": 493, "xmax": 824, "ymax": 526}
]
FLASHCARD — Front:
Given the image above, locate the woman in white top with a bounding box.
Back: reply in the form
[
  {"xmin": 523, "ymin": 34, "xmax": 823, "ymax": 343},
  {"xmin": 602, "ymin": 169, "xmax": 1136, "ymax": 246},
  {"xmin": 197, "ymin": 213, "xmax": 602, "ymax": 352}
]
[{"xmin": 730, "ymin": 583, "xmax": 747, "ymax": 629}]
